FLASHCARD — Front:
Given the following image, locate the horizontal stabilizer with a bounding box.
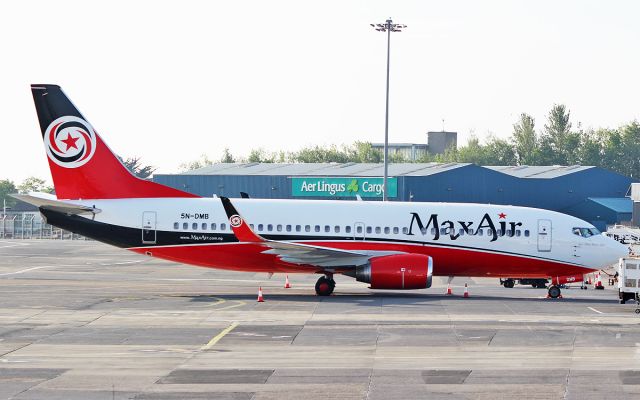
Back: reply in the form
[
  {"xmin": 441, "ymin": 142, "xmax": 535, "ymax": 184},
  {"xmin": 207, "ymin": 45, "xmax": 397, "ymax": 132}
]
[{"xmin": 10, "ymin": 193, "xmax": 101, "ymax": 215}]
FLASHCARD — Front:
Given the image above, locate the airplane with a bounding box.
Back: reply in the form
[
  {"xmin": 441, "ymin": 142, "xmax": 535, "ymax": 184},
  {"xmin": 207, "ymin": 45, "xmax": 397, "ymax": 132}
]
[{"xmin": 14, "ymin": 84, "xmax": 629, "ymax": 298}]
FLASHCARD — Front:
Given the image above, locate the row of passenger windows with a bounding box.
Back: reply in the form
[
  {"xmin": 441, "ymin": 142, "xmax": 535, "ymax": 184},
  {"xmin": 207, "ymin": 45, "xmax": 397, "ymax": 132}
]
[{"xmin": 171, "ymin": 221, "xmax": 530, "ymax": 238}]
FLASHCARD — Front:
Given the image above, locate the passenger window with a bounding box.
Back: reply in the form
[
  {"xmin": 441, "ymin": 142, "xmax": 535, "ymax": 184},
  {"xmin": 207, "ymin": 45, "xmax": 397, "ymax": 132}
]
[
  {"xmin": 183, "ymin": 222, "xmax": 188, "ymax": 230},
  {"xmin": 459, "ymin": 229, "xmax": 464, "ymax": 236},
  {"xmin": 516, "ymin": 230, "xmax": 521, "ymax": 237},
  {"xmin": 211, "ymin": 223, "xmax": 217, "ymax": 230},
  {"xmin": 173, "ymin": 222, "xmax": 179, "ymax": 229},
  {"xmin": 477, "ymin": 229, "xmax": 483, "ymax": 236},
  {"xmin": 202, "ymin": 223, "xmax": 207, "ymax": 230},
  {"xmin": 393, "ymin": 227, "xmax": 399, "ymax": 234},
  {"xmin": 325, "ymin": 225, "xmax": 330, "ymax": 233},
  {"xmin": 286, "ymin": 225, "xmax": 292, "ymax": 232},
  {"xmin": 375, "ymin": 227, "xmax": 381, "ymax": 234},
  {"xmin": 346, "ymin": 226, "xmax": 351, "ymax": 233},
  {"xmin": 440, "ymin": 228, "xmax": 447, "ymax": 235},
  {"xmin": 402, "ymin": 227, "xmax": 408, "ymax": 234},
  {"xmin": 384, "ymin": 227, "xmax": 390, "ymax": 234},
  {"xmin": 468, "ymin": 229, "xmax": 474, "ymax": 235},
  {"xmin": 305, "ymin": 225, "xmax": 311, "ymax": 232},
  {"xmin": 420, "ymin": 227, "xmax": 427, "ymax": 235},
  {"xmin": 250, "ymin": 224, "xmax": 254, "ymax": 230},
  {"xmin": 524, "ymin": 230, "xmax": 530, "ymax": 237},
  {"xmin": 334, "ymin": 226, "xmax": 340, "ymax": 233},
  {"xmin": 488, "ymin": 229, "xmax": 495, "ymax": 236},
  {"xmin": 431, "ymin": 228, "xmax": 436, "ymax": 235},
  {"xmin": 266, "ymin": 224, "xmax": 272, "ymax": 232},
  {"xmin": 356, "ymin": 226, "xmax": 363, "ymax": 234},
  {"xmin": 506, "ymin": 230, "xmax": 512, "ymax": 237},
  {"xmin": 221, "ymin": 223, "xmax": 226, "ymax": 230},
  {"xmin": 497, "ymin": 229, "xmax": 503, "ymax": 236},
  {"xmin": 296, "ymin": 225, "xmax": 301, "ymax": 232},
  {"xmin": 258, "ymin": 224, "xmax": 264, "ymax": 231},
  {"xmin": 315, "ymin": 225, "xmax": 320, "ymax": 232},
  {"xmin": 192, "ymin": 223, "xmax": 198, "ymax": 230},
  {"xmin": 277, "ymin": 224, "xmax": 282, "ymax": 232},
  {"xmin": 366, "ymin": 226, "xmax": 372, "ymax": 234}
]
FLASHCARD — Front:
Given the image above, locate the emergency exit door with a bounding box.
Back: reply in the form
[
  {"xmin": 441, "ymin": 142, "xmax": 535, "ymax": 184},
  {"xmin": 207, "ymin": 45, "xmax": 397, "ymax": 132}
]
[
  {"xmin": 142, "ymin": 211, "xmax": 157, "ymax": 244},
  {"xmin": 537, "ymin": 219, "xmax": 552, "ymax": 252}
]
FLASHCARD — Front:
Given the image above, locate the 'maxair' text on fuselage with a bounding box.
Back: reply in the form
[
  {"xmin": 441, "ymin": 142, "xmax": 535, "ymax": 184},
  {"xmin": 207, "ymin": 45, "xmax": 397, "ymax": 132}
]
[{"xmin": 407, "ymin": 212, "xmax": 523, "ymax": 242}]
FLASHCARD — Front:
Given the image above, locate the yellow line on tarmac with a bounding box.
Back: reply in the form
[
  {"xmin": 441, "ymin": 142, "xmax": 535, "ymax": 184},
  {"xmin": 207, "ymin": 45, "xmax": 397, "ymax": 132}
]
[
  {"xmin": 214, "ymin": 300, "xmax": 246, "ymax": 312},
  {"xmin": 202, "ymin": 322, "xmax": 239, "ymax": 350}
]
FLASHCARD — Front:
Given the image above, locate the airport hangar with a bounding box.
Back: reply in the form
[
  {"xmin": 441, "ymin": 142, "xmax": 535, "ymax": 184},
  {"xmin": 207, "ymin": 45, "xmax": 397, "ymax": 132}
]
[{"xmin": 154, "ymin": 163, "xmax": 634, "ymax": 232}]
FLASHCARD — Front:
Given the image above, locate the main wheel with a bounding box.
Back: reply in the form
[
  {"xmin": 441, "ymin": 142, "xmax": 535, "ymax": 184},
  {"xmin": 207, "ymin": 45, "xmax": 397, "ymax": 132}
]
[
  {"xmin": 548, "ymin": 285, "xmax": 561, "ymax": 299},
  {"xmin": 315, "ymin": 276, "xmax": 335, "ymax": 296},
  {"xmin": 503, "ymin": 279, "xmax": 515, "ymax": 288}
]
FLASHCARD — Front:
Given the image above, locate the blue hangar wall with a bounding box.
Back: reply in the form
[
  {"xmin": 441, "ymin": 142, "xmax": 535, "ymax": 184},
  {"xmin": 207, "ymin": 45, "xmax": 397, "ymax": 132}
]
[{"xmin": 153, "ymin": 164, "xmax": 633, "ymax": 229}]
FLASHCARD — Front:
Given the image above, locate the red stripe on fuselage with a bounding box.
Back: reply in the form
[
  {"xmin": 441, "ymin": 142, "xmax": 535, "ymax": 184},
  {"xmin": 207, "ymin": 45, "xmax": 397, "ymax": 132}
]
[{"xmin": 128, "ymin": 240, "xmax": 593, "ymax": 278}]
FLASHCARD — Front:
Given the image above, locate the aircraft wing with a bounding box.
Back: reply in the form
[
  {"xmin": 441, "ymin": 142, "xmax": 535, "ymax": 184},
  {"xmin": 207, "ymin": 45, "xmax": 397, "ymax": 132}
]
[
  {"xmin": 220, "ymin": 197, "xmax": 401, "ymax": 268},
  {"xmin": 10, "ymin": 193, "xmax": 101, "ymax": 216}
]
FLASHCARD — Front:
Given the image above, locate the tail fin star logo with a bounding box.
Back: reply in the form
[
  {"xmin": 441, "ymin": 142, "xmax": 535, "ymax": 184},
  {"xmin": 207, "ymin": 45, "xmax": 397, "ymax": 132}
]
[{"xmin": 44, "ymin": 116, "xmax": 96, "ymax": 168}]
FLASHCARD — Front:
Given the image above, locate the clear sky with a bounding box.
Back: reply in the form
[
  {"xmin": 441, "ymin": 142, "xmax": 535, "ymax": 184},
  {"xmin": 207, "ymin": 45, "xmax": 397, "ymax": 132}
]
[{"xmin": 1, "ymin": 0, "xmax": 639, "ymax": 184}]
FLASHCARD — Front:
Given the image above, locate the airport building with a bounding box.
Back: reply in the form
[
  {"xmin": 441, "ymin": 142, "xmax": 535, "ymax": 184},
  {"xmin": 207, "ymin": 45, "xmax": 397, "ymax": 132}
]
[{"xmin": 154, "ymin": 163, "xmax": 634, "ymax": 231}]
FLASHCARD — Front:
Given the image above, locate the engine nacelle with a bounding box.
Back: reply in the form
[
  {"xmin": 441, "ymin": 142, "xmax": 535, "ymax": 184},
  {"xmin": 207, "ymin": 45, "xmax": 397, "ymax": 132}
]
[
  {"xmin": 551, "ymin": 274, "xmax": 584, "ymax": 285},
  {"xmin": 349, "ymin": 254, "xmax": 433, "ymax": 290}
]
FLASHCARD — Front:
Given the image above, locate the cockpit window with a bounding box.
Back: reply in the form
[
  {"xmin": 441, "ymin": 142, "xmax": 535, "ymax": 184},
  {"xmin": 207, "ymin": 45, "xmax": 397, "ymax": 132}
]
[{"xmin": 572, "ymin": 227, "xmax": 600, "ymax": 238}]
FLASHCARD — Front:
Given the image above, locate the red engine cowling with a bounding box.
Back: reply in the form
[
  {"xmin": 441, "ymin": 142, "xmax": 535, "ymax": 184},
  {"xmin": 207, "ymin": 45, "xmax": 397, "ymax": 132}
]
[
  {"xmin": 350, "ymin": 254, "xmax": 433, "ymax": 290},
  {"xmin": 551, "ymin": 274, "xmax": 584, "ymax": 285}
]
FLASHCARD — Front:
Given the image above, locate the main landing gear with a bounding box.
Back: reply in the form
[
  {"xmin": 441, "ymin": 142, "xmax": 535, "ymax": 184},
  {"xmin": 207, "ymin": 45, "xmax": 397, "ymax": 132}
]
[
  {"xmin": 547, "ymin": 285, "xmax": 562, "ymax": 299},
  {"xmin": 315, "ymin": 274, "xmax": 336, "ymax": 296}
]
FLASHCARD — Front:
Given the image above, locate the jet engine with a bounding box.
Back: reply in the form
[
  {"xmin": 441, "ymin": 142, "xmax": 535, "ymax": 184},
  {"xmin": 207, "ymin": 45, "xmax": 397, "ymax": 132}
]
[
  {"xmin": 346, "ymin": 254, "xmax": 433, "ymax": 289},
  {"xmin": 551, "ymin": 274, "xmax": 584, "ymax": 285}
]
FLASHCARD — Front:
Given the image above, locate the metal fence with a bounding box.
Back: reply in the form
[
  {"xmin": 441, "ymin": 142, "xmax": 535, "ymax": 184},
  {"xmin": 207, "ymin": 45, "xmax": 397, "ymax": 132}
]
[{"xmin": 0, "ymin": 213, "xmax": 86, "ymax": 240}]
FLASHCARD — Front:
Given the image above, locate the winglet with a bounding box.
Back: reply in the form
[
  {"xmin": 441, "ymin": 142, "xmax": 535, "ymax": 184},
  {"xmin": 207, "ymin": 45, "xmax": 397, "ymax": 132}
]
[{"xmin": 220, "ymin": 197, "xmax": 264, "ymax": 243}]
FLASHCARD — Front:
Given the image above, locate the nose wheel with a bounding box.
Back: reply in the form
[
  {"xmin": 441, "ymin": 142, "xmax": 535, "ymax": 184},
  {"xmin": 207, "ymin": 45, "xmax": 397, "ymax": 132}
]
[{"xmin": 315, "ymin": 275, "xmax": 336, "ymax": 296}]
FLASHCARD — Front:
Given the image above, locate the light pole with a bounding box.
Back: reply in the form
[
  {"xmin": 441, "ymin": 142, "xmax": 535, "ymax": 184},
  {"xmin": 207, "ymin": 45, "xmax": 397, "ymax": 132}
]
[{"xmin": 371, "ymin": 18, "xmax": 406, "ymax": 201}]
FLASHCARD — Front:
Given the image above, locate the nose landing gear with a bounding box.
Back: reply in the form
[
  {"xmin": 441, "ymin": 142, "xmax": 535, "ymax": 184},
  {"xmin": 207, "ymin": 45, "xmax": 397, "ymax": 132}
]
[{"xmin": 315, "ymin": 274, "xmax": 336, "ymax": 296}]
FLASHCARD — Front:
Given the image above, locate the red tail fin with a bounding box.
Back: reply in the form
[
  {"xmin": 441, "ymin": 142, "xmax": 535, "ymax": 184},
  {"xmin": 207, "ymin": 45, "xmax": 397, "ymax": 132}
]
[{"xmin": 31, "ymin": 85, "xmax": 197, "ymax": 200}]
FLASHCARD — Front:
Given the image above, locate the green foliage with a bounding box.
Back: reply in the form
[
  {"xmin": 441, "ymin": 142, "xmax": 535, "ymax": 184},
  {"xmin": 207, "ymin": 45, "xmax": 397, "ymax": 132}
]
[
  {"xmin": 0, "ymin": 179, "xmax": 16, "ymax": 209},
  {"xmin": 175, "ymin": 104, "xmax": 640, "ymax": 178},
  {"xmin": 122, "ymin": 157, "xmax": 156, "ymax": 179},
  {"xmin": 179, "ymin": 154, "xmax": 215, "ymax": 171},
  {"xmin": 220, "ymin": 148, "xmax": 235, "ymax": 163},
  {"xmin": 17, "ymin": 177, "xmax": 53, "ymax": 194}
]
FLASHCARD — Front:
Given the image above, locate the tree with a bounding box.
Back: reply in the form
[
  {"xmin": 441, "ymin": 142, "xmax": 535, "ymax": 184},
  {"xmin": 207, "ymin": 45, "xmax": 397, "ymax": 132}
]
[
  {"xmin": 511, "ymin": 113, "xmax": 538, "ymax": 165},
  {"xmin": 248, "ymin": 148, "xmax": 275, "ymax": 163},
  {"xmin": 220, "ymin": 148, "xmax": 236, "ymax": 163},
  {"xmin": 179, "ymin": 154, "xmax": 215, "ymax": 171},
  {"xmin": 0, "ymin": 179, "xmax": 17, "ymax": 209},
  {"xmin": 540, "ymin": 104, "xmax": 579, "ymax": 164},
  {"xmin": 122, "ymin": 157, "xmax": 156, "ymax": 179},
  {"xmin": 485, "ymin": 137, "xmax": 517, "ymax": 165},
  {"xmin": 17, "ymin": 177, "xmax": 53, "ymax": 194}
]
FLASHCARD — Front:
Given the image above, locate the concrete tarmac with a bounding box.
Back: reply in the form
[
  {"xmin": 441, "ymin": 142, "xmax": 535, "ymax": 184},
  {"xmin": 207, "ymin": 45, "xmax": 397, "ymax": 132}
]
[{"xmin": 1, "ymin": 240, "xmax": 640, "ymax": 399}]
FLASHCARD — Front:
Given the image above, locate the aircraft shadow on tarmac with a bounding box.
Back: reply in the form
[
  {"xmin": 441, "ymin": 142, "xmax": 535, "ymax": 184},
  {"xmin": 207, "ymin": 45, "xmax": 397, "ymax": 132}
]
[{"xmin": 176, "ymin": 291, "xmax": 620, "ymax": 306}]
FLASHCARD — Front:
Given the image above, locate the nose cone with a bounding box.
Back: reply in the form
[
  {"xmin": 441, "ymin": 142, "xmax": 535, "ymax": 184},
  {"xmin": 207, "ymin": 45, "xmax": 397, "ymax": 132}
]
[{"xmin": 604, "ymin": 236, "xmax": 629, "ymax": 266}]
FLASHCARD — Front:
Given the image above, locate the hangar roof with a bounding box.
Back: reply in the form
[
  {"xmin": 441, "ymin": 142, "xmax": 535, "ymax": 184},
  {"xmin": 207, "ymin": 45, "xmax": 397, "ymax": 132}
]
[
  {"xmin": 182, "ymin": 162, "xmax": 472, "ymax": 177},
  {"xmin": 485, "ymin": 165, "xmax": 594, "ymax": 178},
  {"xmin": 588, "ymin": 197, "xmax": 633, "ymax": 213}
]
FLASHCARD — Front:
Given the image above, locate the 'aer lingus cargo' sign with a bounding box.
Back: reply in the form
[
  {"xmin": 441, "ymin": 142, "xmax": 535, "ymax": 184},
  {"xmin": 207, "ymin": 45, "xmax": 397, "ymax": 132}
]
[{"xmin": 292, "ymin": 177, "xmax": 397, "ymax": 198}]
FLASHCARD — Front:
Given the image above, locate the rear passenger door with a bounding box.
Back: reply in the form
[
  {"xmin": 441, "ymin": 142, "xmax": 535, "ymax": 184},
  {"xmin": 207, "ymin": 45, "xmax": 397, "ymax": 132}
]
[{"xmin": 142, "ymin": 211, "xmax": 157, "ymax": 244}]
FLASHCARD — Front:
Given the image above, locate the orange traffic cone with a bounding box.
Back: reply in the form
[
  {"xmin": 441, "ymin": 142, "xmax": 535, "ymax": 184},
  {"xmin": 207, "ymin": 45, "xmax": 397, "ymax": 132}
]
[
  {"xmin": 257, "ymin": 286, "xmax": 264, "ymax": 302},
  {"xmin": 284, "ymin": 275, "xmax": 291, "ymax": 289},
  {"xmin": 595, "ymin": 273, "xmax": 604, "ymax": 290},
  {"xmin": 463, "ymin": 283, "xmax": 469, "ymax": 298},
  {"xmin": 446, "ymin": 283, "xmax": 453, "ymax": 295}
]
